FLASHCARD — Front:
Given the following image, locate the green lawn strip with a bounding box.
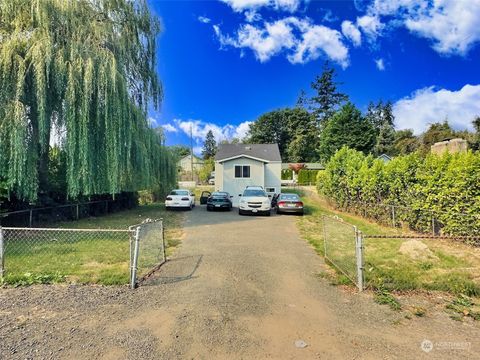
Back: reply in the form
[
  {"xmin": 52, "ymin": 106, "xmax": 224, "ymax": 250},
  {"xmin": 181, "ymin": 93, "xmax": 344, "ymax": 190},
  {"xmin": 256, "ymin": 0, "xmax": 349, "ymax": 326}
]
[
  {"xmin": 293, "ymin": 187, "xmax": 480, "ymax": 297},
  {"xmin": 2, "ymin": 203, "xmax": 184, "ymax": 286}
]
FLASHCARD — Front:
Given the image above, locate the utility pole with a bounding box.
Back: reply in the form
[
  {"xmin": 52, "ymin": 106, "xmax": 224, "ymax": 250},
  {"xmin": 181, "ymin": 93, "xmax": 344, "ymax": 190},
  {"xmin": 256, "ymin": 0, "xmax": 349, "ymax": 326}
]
[{"xmin": 190, "ymin": 125, "xmax": 194, "ymax": 182}]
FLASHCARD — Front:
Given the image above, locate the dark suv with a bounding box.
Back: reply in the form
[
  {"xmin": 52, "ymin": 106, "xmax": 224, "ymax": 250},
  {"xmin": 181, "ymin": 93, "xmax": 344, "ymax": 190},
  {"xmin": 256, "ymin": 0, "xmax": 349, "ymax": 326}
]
[{"xmin": 206, "ymin": 192, "xmax": 233, "ymax": 211}]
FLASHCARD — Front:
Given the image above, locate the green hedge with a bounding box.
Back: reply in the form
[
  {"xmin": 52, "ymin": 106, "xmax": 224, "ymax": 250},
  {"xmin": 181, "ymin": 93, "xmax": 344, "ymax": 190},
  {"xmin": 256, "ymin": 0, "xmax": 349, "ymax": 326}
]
[
  {"xmin": 281, "ymin": 169, "xmax": 293, "ymax": 180},
  {"xmin": 317, "ymin": 147, "xmax": 480, "ymax": 236},
  {"xmin": 298, "ymin": 169, "xmax": 319, "ymax": 185}
]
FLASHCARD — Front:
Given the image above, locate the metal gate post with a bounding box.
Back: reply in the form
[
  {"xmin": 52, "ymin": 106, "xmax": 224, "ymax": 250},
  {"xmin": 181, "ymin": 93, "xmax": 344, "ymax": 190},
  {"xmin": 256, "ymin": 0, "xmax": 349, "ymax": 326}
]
[
  {"xmin": 0, "ymin": 227, "xmax": 4, "ymax": 278},
  {"xmin": 355, "ymin": 228, "xmax": 364, "ymax": 291},
  {"xmin": 130, "ymin": 226, "xmax": 141, "ymax": 289},
  {"xmin": 161, "ymin": 219, "xmax": 166, "ymax": 263}
]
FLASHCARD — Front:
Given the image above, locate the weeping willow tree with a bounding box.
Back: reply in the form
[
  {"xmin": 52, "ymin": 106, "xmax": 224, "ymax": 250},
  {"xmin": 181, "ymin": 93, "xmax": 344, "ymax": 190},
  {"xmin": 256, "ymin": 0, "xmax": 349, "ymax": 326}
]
[{"xmin": 0, "ymin": 0, "xmax": 176, "ymax": 202}]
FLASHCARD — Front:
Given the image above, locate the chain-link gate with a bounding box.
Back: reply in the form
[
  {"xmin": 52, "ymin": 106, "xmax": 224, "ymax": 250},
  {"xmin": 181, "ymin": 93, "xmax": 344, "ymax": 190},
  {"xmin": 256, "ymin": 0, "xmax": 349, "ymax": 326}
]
[
  {"xmin": 322, "ymin": 215, "xmax": 364, "ymax": 290},
  {"xmin": 0, "ymin": 219, "xmax": 166, "ymax": 288},
  {"xmin": 129, "ymin": 219, "xmax": 166, "ymax": 288}
]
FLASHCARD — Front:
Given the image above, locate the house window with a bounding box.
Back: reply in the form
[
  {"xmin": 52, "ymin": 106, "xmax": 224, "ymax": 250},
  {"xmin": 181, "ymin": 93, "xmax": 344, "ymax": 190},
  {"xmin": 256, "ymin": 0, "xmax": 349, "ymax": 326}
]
[
  {"xmin": 235, "ymin": 165, "xmax": 250, "ymax": 178},
  {"xmin": 266, "ymin": 187, "xmax": 276, "ymax": 193}
]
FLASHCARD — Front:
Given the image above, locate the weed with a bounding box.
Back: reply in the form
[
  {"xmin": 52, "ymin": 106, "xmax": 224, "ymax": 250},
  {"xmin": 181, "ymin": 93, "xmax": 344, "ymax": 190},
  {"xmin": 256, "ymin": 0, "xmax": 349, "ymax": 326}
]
[{"xmin": 374, "ymin": 288, "xmax": 401, "ymax": 311}]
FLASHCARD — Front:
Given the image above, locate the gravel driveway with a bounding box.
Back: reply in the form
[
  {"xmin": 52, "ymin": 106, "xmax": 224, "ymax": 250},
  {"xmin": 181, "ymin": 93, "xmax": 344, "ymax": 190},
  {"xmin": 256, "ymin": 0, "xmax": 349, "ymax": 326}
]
[{"xmin": 1, "ymin": 206, "xmax": 479, "ymax": 359}]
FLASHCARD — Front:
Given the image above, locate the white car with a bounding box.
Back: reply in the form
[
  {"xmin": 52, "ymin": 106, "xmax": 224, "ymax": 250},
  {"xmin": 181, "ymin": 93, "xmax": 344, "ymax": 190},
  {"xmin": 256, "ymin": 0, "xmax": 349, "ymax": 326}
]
[
  {"xmin": 165, "ymin": 189, "xmax": 195, "ymax": 210},
  {"xmin": 238, "ymin": 186, "xmax": 271, "ymax": 216}
]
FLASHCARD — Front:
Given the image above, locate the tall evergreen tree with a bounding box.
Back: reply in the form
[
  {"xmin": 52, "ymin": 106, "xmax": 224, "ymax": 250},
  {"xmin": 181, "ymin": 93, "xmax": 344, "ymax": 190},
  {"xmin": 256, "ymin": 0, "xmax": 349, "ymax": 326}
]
[
  {"xmin": 202, "ymin": 130, "xmax": 217, "ymax": 159},
  {"xmin": 309, "ymin": 62, "xmax": 348, "ymax": 126},
  {"xmin": 318, "ymin": 103, "xmax": 376, "ymax": 160},
  {"xmin": 374, "ymin": 122, "xmax": 396, "ymax": 156}
]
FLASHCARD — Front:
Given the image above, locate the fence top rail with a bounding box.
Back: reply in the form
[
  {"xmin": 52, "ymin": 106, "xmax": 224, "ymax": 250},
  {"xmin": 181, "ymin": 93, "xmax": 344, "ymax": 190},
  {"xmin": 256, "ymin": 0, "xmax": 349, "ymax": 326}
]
[
  {"xmin": 364, "ymin": 234, "xmax": 480, "ymax": 241},
  {"xmin": 350, "ymin": 201, "xmax": 480, "ymax": 219},
  {"xmin": 322, "ymin": 215, "xmax": 357, "ymax": 228},
  {"xmin": 0, "ymin": 200, "xmax": 113, "ymax": 217},
  {"xmin": 0, "ymin": 226, "xmax": 133, "ymax": 233}
]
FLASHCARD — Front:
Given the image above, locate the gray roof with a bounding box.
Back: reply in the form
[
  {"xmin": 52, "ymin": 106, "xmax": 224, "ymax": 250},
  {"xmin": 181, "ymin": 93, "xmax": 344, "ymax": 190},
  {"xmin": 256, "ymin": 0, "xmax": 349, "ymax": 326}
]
[{"xmin": 215, "ymin": 143, "xmax": 281, "ymax": 162}]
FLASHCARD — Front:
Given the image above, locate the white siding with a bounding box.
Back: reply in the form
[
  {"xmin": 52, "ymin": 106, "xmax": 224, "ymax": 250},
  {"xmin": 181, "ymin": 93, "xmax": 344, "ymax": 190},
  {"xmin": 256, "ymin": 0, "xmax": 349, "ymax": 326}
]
[
  {"xmin": 264, "ymin": 161, "xmax": 281, "ymax": 195},
  {"xmin": 220, "ymin": 157, "xmax": 265, "ymax": 205},
  {"xmin": 214, "ymin": 162, "xmax": 223, "ymax": 191}
]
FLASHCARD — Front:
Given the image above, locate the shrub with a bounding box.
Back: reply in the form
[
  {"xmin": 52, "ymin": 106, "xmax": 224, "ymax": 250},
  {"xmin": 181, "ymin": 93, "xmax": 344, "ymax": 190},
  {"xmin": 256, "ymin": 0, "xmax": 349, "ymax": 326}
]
[{"xmin": 318, "ymin": 147, "xmax": 480, "ymax": 236}]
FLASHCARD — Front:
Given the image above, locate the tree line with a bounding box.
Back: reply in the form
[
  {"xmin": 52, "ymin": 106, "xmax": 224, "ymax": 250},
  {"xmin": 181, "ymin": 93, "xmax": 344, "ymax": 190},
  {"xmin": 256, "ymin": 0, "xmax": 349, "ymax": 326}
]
[
  {"xmin": 243, "ymin": 62, "xmax": 480, "ymax": 163},
  {"xmin": 0, "ymin": 0, "xmax": 177, "ymax": 211}
]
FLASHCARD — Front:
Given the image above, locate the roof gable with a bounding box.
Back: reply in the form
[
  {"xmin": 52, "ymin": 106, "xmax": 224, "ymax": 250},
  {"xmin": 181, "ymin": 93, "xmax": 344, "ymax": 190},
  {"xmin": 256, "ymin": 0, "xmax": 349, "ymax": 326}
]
[{"xmin": 215, "ymin": 144, "xmax": 281, "ymax": 162}]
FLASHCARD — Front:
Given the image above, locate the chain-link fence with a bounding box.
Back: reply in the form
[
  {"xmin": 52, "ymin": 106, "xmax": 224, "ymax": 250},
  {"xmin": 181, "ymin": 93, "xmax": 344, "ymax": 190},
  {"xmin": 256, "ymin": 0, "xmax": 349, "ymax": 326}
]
[
  {"xmin": 322, "ymin": 215, "xmax": 364, "ymax": 290},
  {"xmin": 342, "ymin": 201, "xmax": 480, "ymax": 238},
  {"xmin": 129, "ymin": 219, "xmax": 166, "ymax": 288},
  {"xmin": 322, "ymin": 214, "xmax": 480, "ymax": 292},
  {"xmin": 0, "ymin": 219, "xmax": 166, "ymax": 288},
  {"xmin": 0, "ymin": 196, "xmax": 140, "ymax": 228}
]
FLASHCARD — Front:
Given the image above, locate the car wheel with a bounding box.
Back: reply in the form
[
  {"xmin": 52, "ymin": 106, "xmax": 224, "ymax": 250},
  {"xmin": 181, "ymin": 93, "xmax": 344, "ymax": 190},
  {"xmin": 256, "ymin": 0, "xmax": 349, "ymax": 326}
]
[
  {"xmin": 238, "ymin": 209, "xmax": 243, "ymax": 215},
  {"xmin": 206, "ymin": 207, "xmax": 211, "ymax": 211},
  {"xmin": 265, "ymin": 211, "xmax": 271, "ymax": 217}
]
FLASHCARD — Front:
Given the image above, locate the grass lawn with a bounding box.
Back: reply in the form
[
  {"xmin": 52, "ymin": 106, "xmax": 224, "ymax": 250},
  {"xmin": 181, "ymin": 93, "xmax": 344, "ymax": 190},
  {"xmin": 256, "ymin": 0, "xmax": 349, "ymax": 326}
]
[
  {"xmin": 291, "ymin": 187, "xmax": 480, "ymax": 296},
  {"xmin": 2, "ymin": 203, "xmax": 184, "ymax": 286}
]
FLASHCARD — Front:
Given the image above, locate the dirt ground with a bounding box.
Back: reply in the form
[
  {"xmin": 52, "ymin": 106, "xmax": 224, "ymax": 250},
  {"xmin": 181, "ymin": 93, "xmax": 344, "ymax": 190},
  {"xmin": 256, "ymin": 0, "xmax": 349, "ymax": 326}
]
[{"xmin": 1, "ymin": 206, "xmax": 479, "ymax": 359}]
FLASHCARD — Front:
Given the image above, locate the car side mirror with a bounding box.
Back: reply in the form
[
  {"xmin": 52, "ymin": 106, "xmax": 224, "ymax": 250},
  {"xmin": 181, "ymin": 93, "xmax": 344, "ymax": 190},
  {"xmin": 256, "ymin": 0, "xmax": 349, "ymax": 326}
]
[{"xmin": 238, "ymin": 194, "xmax": 242, "ymax": 197}]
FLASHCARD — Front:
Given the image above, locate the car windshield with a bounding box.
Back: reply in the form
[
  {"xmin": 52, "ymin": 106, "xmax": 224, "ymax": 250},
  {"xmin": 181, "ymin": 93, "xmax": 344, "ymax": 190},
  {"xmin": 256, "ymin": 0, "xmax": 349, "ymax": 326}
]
[
  {"xmin": 170, "ymin": 190, "xmax": 189, "ymax": 196},
  {"xmin": 212, "ymin": 192, "xmax": 228, "ymax": 197},
  {"xmin": 279, "ymin": 194, "xmax": 299, "ymax": 201},
  {"xmin": 243, "ymin": 189, "xmax": 267, "ymax": 197}
]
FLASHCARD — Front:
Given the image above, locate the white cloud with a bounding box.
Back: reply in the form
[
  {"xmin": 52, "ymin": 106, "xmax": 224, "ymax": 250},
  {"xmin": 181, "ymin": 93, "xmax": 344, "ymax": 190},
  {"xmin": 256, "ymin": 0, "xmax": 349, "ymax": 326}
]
[
  {"xmin": 366, "ymin": 0, "xmax": 480, "ymax": 55},
  {"xmin": 341, "ymin": 20, "xmax": 362, "ymax": 47},
  {"xmin": 375, "ymin": 58, "xmax": 385, "ymax": 70},
  {"xmin": 198, "ymin": 16, "xmax": 211, "ymax": 24},
  {"xmin": 244, "ymin": 10, "xmax": 262, "ymax": 22},
  {"xmin": 393, "ymin": 84, "xmax": 480, "ymax": 134},
  {"xmin": 161, "ymin": 123, "xmax": 178, "ymax": 133},
  {"xmin": 215, "ymin": 19, "xmax": 296, "ymax": 62},
  {"xmin": 356, "ymin": 14, "xmax": 384, "ymax": 39},
  {"xmin": 215, "ymin": 17, "xmax": 349, "ymax": 66},
  {"xmin": 174, "ymin": 119, "xmax": 253, "ymax": 143},
  {"xmin": 221, "ymin": 0, "xmax": 302, "ymax": 12}
]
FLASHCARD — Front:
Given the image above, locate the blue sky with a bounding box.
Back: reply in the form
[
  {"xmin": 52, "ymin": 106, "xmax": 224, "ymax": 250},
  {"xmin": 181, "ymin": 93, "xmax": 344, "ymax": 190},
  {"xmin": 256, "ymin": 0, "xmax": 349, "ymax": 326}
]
[{"xmin": 147, "ymin": 0, "xmax": 480, "ymax": 153}]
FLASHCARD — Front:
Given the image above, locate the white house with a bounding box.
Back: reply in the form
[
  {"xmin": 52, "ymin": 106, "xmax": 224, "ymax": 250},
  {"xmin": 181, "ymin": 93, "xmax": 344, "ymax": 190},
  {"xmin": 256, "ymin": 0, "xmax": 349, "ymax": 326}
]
[
  {"xmin": 178, "ymin": 154, "xmax": 204, "ymax": 172},
  {"xmin": 214, "ymin": 143, "xmax": 282, "ymax": 205}
]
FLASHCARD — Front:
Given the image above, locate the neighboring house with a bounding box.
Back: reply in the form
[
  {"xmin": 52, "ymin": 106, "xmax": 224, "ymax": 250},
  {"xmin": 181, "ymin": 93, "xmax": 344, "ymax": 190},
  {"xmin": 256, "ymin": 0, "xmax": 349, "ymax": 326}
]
[
  {"xmin": 281, "ymin": 163, "xmax": 324, "ymax": 181},
  {"xmin": 377, "ymin": 154, "xmax": 392, "ymax": 163},
  {"xmin": 431, "ymin": 138, "xmax": 468, "ymax": 155},
  {"xmin": 215, "ymin": 143, "xmax": 282, "ymax": 205},
  {"xmin": 178, "ymin": 154, "xmax": 204, "ymax": 172}
]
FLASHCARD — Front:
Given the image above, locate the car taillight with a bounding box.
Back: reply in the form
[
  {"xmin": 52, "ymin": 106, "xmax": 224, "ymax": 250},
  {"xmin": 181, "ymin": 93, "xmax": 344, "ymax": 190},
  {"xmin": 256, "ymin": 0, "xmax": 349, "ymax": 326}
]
[
  {"xmin": 278, "ymin": 201, "xmax": 286, "ymax": 206},
  {"xmin": 296, "ymin": 201, "xmax": 304, "ymax": 207},
  {"xmin": 166, "ymin": 196, "xmax": 172, "ymax": 201},
  {"xmin": 181, "ymin": 197, "xmax": 189, "ymax": 201}
]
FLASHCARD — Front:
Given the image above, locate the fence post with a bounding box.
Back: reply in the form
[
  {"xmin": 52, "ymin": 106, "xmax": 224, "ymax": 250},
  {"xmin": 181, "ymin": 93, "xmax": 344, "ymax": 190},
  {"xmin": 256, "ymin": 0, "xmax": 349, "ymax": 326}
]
[
  {"xmin": 29, "ymin": 209, "xmax": 33, "ymax": 228},
  {"xmin": 432, "ymin": 216, "xmax": 436, "ymax": 236},
  {"xmin": 130, "ymin": 226, "xmax": 141, "ymax": 289},
  {"xmin": 322, "ymin": 216, "xmax": 327, "ymax": 257},
  {"xmin": 161, "ymin": 219, "xmax": 166, "ymax": 263},
  {"xmin": 76, "ymin": 204, "xmax": 79, "ymax": 220},
  {"xmin": 355, "ymin": 228, "xmax": 364, "ymax": 291},
  {"xmin": 0, "ymin": 227, "xmax": 4, "ymax": 278}
]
